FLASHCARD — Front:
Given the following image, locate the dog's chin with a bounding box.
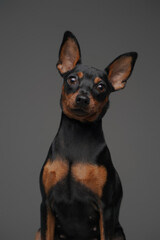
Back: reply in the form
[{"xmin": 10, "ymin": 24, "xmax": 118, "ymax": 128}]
[
  {"xmin": 71, "ymin": 108, "xmax": 89, "ymax": 116},
  {"xmin": 62, "ymin": 105, "xmax": 98, "ymax": 122}
]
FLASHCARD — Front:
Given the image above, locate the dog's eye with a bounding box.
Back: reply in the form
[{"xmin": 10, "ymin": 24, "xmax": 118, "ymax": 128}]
[
  {"xmin": 96, "ymin": 83, "xmax": 106, "ymax": 92},
  {"xmin": 67, "ymin": 76, "xmax": 78, "ymax": 85}
]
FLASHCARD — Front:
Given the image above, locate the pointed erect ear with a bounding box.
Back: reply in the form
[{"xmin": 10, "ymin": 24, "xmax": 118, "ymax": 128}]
[
  {"xmin": 56, "ymin": 31, "xmax": 81, "ymax": 75},
  {"xmin": 105, "ymin": 52, "xmax": 138, "ymax": 91}
]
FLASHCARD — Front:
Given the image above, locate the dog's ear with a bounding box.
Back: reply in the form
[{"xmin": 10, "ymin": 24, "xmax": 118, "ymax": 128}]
[
  {"xmin": 105, "ymin": 52, "xmax": 138, "ymax": 91},
  {"xmin": 57, "ymin": 31, "xmax": 81, "ymax": 75}
]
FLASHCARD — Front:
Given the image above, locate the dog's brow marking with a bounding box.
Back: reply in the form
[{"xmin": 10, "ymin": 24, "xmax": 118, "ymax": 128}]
[
  {"xmin": 94, "ymin": 77, "xmax": 102, "ymax": 84},
  {"xmin": 72, "ymin": 163, "xmax": 107, "ymax": 197},
  {"xmin": 77, "ymin": 72, "xmax": 84, "ymax": 79},
  {"xmin": 42, "ymin": 158, "xmax": 69, "ymax": 195}
]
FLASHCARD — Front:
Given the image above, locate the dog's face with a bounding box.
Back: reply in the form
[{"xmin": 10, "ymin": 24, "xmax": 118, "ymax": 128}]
[{"xmin": 57, "ymin": 31, "xmax": 137, "ymax": 122}]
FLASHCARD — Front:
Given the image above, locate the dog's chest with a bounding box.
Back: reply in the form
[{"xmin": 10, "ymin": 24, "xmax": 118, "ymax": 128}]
[{"xmin": 42, "ymin": 158, "xmax": 107, "ymax": 198}]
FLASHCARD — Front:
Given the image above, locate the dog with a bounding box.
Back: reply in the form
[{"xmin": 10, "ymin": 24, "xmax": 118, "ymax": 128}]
[{"xmin": 35, "ymin": 31, "xmax": 137, "ymax": 240}]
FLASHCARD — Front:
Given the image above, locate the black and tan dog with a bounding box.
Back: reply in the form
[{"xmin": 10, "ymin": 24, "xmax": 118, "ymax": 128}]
[{"xmin": 35, "ymin": 31, "xmax": 137, "ymax": 240}]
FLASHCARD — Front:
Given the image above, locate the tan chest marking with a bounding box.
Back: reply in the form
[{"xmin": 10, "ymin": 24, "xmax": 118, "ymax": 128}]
[
  {"xmin": 72, "ymin": 163, "xmax": 107, "ymax": 197},
  {"xmin": 42, "ymin": 158, "xmax": 69, "ymax": 195}
]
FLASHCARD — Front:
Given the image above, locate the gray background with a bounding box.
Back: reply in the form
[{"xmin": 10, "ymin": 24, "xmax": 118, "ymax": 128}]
[{"xmin": 0, "ymin": 0, "xmax": 160, "ymax": 239}]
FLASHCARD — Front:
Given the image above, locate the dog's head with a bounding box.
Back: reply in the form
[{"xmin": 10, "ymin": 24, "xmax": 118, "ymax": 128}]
[{"xmin": 57, "ymin": 31, "xmax": 137, "ymax": 122}]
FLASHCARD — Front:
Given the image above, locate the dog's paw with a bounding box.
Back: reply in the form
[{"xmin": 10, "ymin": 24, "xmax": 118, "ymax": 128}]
[{"xmin": 35, "ymin": 229, "xmax": 41, "ymax": 240}]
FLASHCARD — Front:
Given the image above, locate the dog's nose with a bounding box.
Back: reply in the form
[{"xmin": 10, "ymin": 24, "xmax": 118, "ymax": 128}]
[{"xmin": 76, "ymin": 94, "xmax": 90, "ymax": 107}]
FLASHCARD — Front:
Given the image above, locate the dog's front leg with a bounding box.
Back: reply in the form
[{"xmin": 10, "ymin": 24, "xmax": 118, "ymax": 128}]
[
  {"xmin": 99, "ymin": 208, "xmax": 105, "ymax": 240},
  {"xmin": 102, "ymin": 195, "xmax": 126, "ymax": 240},
  {"xmin": 45, "ymin": 207, "xmax": 55, "ymax": 240},
  {"xmin": 40, "ymin": 201, "xmax": 55, "ymax": 240},
  {"xmin": 35, "ymin": 229, "xmax": 41, "ymax": 240}
]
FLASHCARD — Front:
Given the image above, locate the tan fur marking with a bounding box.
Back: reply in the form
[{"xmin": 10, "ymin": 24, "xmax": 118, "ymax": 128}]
[
  {"xmin": 100, "ymin": 209, "xmax": 105, "ymax": 240},
  {"xmin": 77, "ymin": 71, "xmax": 84, "ymax": 79},
  {"xmin": 94, "ymin": 77, "xmax": 102, "ymax": 84},
  {"xmin": 72, "ymin": 163, "xmax": 107, "ymax": 197},
  {"xmin": 42, "ymin": 158, "xmax": 69, "ymax": 195},
  {"xmin": 61, "ymin": 85, "xmax": 80, "ymax": 120},
  {"xmin": 83, "ymin": 95, "xmax": 109, "ymax": 122},
  {"xmin": 46, "ymin": 208, "xmax": 55, "ymax": 240},
  {"xmin": 35, "ymin": 230, "xmax": 41, "ymax": 240}
]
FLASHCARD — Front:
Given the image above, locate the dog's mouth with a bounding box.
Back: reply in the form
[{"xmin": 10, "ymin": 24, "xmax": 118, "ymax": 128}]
[{"xmin": 71, "ymin": 108, "xmax": 89, "ymax": 116}]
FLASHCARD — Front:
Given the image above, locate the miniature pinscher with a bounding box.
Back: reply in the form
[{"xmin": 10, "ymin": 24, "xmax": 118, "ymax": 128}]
[{"xmin": 35, "ymin": 31, "xmax": 137, "ymax": 240}]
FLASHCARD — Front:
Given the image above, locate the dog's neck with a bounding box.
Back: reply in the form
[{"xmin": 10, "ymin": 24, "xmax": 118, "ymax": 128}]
[{"xmin": 54, "ymin": 113, "xmax": 106, "ymax": 162}]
